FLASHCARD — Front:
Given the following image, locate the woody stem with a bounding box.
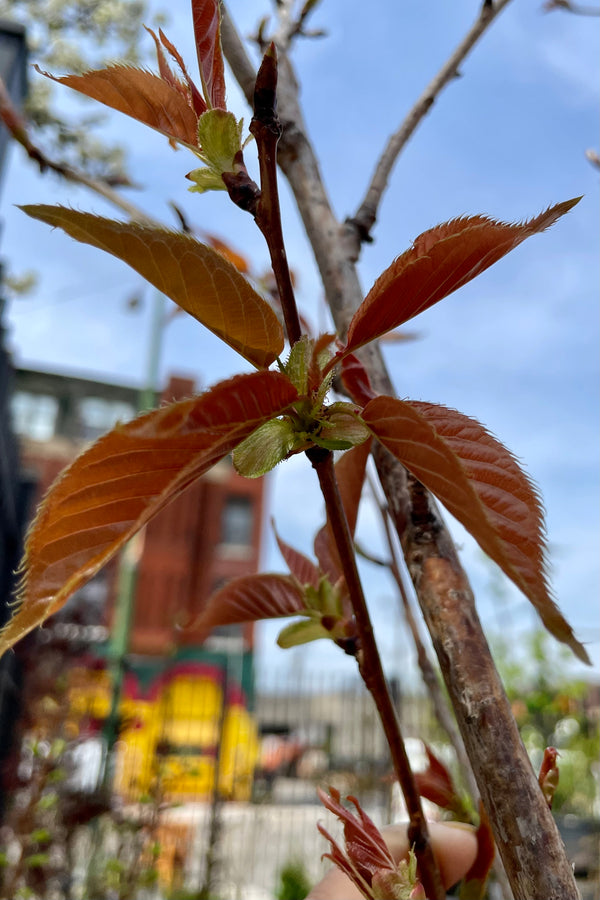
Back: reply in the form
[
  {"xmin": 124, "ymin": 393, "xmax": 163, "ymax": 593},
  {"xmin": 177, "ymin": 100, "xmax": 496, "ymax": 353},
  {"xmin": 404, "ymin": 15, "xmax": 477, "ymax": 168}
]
[
  {"xmin": 250, "ymin": 44, "xmax": 302, "ymax": 346},
  {"xmin": 306, "ymin": 445, "xmax": 445, "ymax": 900}
]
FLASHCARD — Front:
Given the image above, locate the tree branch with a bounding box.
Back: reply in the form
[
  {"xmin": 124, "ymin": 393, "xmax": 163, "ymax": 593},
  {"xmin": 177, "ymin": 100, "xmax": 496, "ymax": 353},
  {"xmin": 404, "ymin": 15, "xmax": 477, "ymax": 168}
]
[
  {"xmin": 367, "ymin": 472, "xmax": 480, "ymax": 802},
  {"xmin": 250, "ymin": 45, "xmax": 302, "ymax": 345},
  {"xmin": 400, "ymin": 477, "xmax": 579, "ymax": 899},
  {"xmin": 222, "ymin": 7, "xmax": 580, "ymax": 897},
  {"xmin": 349, "ymin": 0, "xmax": 514, "ymax": 245},
  {"xmin": 306, "ymin": 447, "xmax": 445, "ymax": 900}
]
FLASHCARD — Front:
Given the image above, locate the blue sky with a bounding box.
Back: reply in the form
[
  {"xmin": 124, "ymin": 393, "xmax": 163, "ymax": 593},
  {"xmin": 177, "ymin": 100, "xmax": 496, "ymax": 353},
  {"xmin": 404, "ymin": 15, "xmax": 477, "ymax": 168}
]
[{"xmin": 1, "ymin": 0, "xmax": 598, "ymax": 681}]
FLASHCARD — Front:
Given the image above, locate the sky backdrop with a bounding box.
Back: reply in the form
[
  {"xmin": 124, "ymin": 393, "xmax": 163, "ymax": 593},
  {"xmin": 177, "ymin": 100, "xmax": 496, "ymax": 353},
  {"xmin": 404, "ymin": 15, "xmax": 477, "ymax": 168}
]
[{"xmin": 1, "ymin": 0, "xmax": 598, "ymax": 683}]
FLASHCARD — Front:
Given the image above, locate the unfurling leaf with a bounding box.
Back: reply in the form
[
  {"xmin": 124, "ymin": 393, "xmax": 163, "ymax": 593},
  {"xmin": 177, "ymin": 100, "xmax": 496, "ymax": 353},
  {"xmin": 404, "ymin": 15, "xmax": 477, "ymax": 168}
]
[
  {"xmin": 192, "ymin": 0, "xmax": 227, "ymax": 109},
  {"xmin": 362, "ymin": 396, "xmax": 589, "ymax": 663},
  {"xmin": 36, "ymin": 65, "xmax": 200, "ymax": 148},
  {"xmin": 1, "ymin": 372, "xmax": 297, "ymax": 656},
  {"xmin": 191, "ymin": 574, "xmax": 305, "ymax": 638},
  {"xmin": 316, "ymin": 403, "xmax": 370, "ymax": 450},
  {"xmin": 342, "ymin": 199, "xmax": 581, "ymax": 355},
  {"xmin": 232, "ymin": 417, "xmax": 297, "ymax": 477},
  {"xmin": 538, "ymin": 747, "xmax": 560, "ymax": 809},
  {"xmin": 186, "ymin": 166, "xmax": 228, "ymax": 193},
  {"xmin": 19, "ymin": 206, "xmax": 284, "ymax": 368},
  {"xmin": 415, "ymin": 744, "xmax": 470, "ymax": 821},
  {"xmin": 149, "ymin": 27, "xmax": 207, "ymax": 117},
  {"xmin": 189, "ymin": 109, "xmax": 245, "ymax": 192},
  {"xmin": 317, "ymin": 787, "xmax": 424, "ymax": 899},
  {"xmin": 276, "ymin": 618, "xmax": 332, "ymax": 648}
]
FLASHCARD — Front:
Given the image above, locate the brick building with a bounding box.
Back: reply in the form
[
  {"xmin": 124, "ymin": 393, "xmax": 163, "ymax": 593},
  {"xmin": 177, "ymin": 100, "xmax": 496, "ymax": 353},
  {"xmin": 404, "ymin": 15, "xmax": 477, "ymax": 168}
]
[{"xmin": 10, "ymin": 366, "xmax": 265, "ymax": 799}]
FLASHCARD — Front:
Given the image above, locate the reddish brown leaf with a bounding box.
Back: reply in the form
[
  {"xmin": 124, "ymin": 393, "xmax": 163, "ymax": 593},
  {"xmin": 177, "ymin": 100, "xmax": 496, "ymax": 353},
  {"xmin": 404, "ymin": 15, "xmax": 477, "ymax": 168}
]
[
  {"xmin": 156, "ymin": 28, "xmax": 206, "ymax": 117},
  {"xmin": 1, "ymin": 372, "xmax": 297, "ymax": 656},
  {"xmin": 36, "ymin": 65, "xmax": 199, "ymax": 147},
  {"xmin": 340, "ymin": 354, "xmax": 378, "ymax": 407},
  {"xmin": 144, "ymin": 26, "xmax": 186, "ymax": 93},
  {"xmin": 272, "ymin": 521, "xmax": 320, "ymax": 589},
  {"xmin": 192, "ymin": 0, "xmax": 227, "ymax": 109},
  {"xmin": 362, "ymin": 396, "xmax": 589, "ymax": 663},
  {"xmin": 538, "ymin": 747, "xmax": 560, "ymax": 809},
  {"xmin": 20, "ymin": 206, "xmax": 284, "ymax": 369},
  {"xmin": 143, "ymin": 26, "xmax": 206, "ymax": 117},
  {"xmin": 313, "ymin": 528, "xmax": 342, "ymax": 584},
  {"xmin": 343, "ymin": 199, "xmax": 580, "ymax": 354},
  {"xmin": 314, "ymin": 440, "xmax": 372, "ymax": 579},
  {"xmin": 334, "ymin": 438, "xmax": 373, "ymax": 538},
  {"xmin": 192, "ymin": 574, "xmax": 305, "ymax": 637}
]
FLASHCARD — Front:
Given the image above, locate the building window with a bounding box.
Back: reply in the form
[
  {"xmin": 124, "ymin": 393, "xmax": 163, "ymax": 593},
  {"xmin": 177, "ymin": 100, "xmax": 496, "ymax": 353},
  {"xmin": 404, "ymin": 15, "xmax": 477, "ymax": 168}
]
[
  {"xmin": 78, "ymin": 397, "xmax": 135, "ymax": 441},
  {"xmin": 220, "ymin": 495, "xmax": 253, "ymax": 547},
  {"xmin": 11, "ymin": 392, "xmax": 58, "ymax": 441}
]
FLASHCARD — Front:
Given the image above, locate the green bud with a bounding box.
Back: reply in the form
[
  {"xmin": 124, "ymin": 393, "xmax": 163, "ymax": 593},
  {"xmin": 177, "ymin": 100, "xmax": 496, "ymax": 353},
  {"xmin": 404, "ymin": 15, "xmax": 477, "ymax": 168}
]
[
  {"xmin": 318, "ymin": 403, "xmax": 370, "ymax": 448},
  {"xmin": 187, "ymin": 166, "xmax": 228, "ymax": 194},
  {"xmin": 284, "ymin": 336, "xmax": 313, "ymax": 394}
]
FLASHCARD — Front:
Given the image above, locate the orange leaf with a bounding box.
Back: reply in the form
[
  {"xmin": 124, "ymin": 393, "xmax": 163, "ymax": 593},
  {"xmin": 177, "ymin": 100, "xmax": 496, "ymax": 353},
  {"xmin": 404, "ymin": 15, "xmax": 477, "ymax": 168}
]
[
  {"xmin": 36, "ymin": 65, "xmax": 199, "ymax": 147},
  {"xmin": 461, "ymin": 802, "xmax": 495, "ymax": 898},
  {"xmin": 144, "ymin": 26, "xmax": 206, "ymax": 117},
  {"xmin": 362, "ymin": 396, "xmax": 589, "ymax": 663},
  {"xmin": 192, "ymin": 0, "xmax": 227, "ymax": 109},
  {"xmin": 20, "ymin": 206, "xmax": 285, "ymax": 369},
  {"xmin": 202, "ymin": 232, "xmax": 251, "ymax": 274},
  {"xmin": 344, "ymin": 199, "xmax": 580, "ymax": 354},
  {"xmin": 1, "ymin": 371, "xmax": 297, "ymax": 655},
  {"xmin": 192, "ymin": 574, "xmax": 305, "ymax": 637}
]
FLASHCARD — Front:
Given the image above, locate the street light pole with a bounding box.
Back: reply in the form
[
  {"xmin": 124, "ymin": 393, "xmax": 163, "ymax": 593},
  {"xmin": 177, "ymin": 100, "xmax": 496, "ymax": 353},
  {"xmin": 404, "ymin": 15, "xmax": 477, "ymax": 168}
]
[{"xmin": 0, "ymin": 20, "xmax": 27, "ymax": 193}]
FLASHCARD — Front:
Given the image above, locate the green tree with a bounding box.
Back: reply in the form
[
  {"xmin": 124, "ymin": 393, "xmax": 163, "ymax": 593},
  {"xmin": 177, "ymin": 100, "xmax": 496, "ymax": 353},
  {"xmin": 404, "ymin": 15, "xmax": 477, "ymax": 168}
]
[
  {"xmin": 0, "ymin": 0, "xmax": 162, "ymax": 180},
  {"xmin": 496, "ymin": 630, "xmax": 599, "ymax": 817}
]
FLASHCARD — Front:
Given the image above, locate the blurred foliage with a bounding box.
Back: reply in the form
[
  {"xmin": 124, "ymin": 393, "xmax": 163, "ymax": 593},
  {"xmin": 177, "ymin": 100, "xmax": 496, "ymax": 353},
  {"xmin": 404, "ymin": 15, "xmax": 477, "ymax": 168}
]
[
  {"xmin": 0, "ymin": 0, "xmax": 166, "ymax": 180},
  {"xmin": 276, "ymin": 858, "xmax": 312, "ymax": 900},
  {"xmin": 494, "ymin": 629, "xmax": 599, "ymax": 817}
]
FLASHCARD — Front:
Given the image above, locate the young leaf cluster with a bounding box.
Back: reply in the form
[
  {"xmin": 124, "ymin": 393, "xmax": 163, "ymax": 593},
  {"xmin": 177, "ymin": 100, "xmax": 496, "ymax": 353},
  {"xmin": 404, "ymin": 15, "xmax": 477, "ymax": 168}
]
[{"xmin": 3, "ymin": 0, "xmax": 589, "ymax": 672}]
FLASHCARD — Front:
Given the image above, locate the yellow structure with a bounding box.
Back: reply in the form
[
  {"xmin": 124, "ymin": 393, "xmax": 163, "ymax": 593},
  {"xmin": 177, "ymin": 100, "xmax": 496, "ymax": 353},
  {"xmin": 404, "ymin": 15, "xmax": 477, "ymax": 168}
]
[{"xmin": 68, "ymin": 661, "xmax": 259, "ymax": 802}]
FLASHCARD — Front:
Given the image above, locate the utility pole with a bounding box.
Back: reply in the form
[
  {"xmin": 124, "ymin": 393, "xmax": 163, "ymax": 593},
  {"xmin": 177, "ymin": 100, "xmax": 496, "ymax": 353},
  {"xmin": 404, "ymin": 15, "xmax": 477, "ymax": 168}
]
[{"xmin": 0, "ymin": 19, "xmax": 28, "ymax": 820}]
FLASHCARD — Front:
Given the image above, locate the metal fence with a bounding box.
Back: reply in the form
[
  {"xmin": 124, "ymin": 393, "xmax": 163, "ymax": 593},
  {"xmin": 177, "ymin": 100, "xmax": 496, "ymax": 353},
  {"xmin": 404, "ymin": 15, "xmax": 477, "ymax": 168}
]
[{"xmin": 103, "ymin": 669, "xmax": 440, "ymax": 899}]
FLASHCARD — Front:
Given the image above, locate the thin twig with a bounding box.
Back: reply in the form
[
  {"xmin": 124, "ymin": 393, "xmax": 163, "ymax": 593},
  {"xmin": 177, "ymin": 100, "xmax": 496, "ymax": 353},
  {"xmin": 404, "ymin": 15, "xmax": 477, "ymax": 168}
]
[
  {"xmin": 350, "ymin": 0, "xmax": 514, "ymax": 244},
  {"xmin": 369, "ymin": 478, "xmax": 515, "ymax": 897},
  {"xmin": 367, "ymin": 472, "xmax": 480, "ymax": 801},
  {"xmin": 543, "ymin": 0, "xmax": 600, "ymax": 14},
  {"xmin": 306, "ymin": 446, "xmax": 445, "ymax": 900},
  {"xmin": 250, "ymin": 45, "xmax": 302, "ymax": 345},
  {"xmin": 0, "ymin": 73, "xmax": 159, "ymax": 227}
]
